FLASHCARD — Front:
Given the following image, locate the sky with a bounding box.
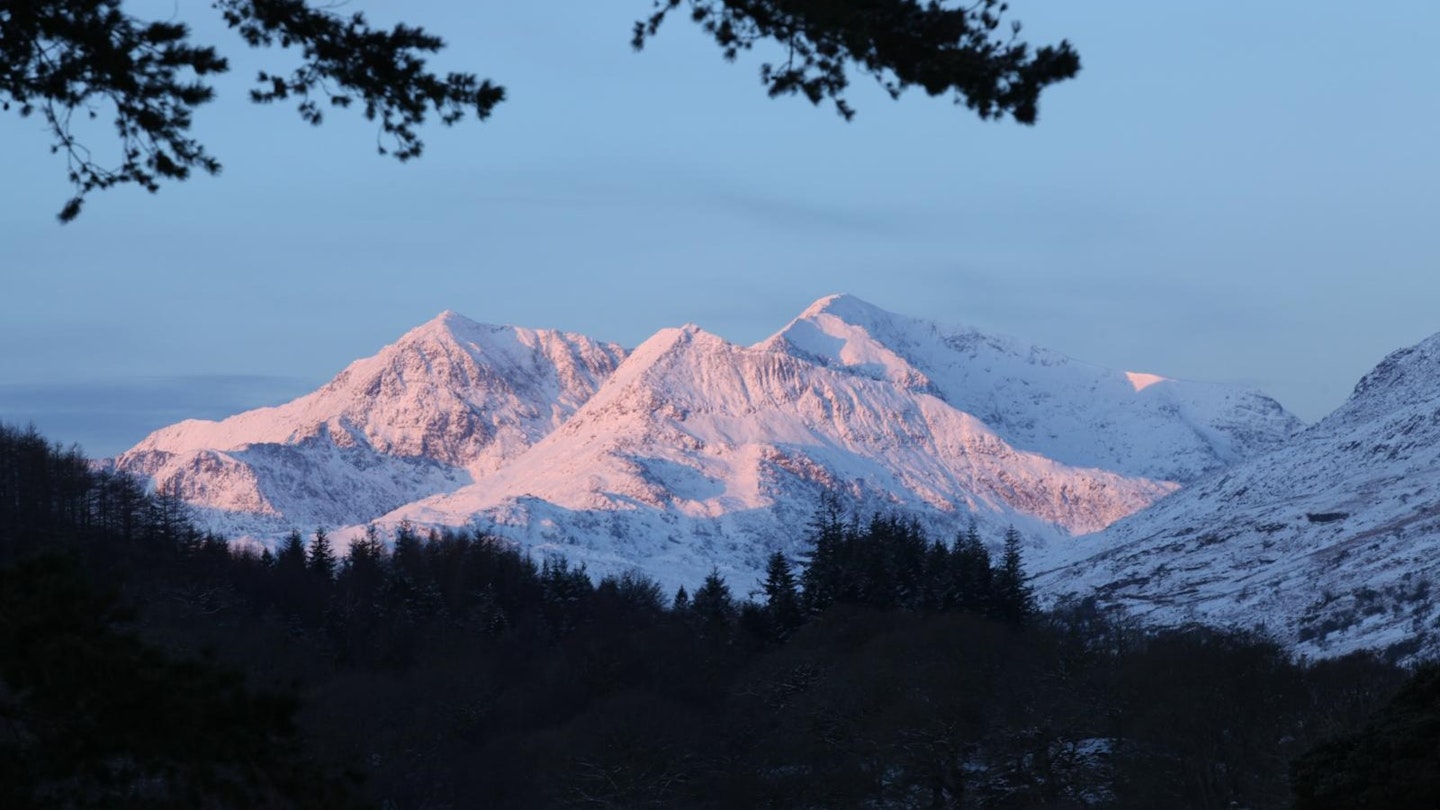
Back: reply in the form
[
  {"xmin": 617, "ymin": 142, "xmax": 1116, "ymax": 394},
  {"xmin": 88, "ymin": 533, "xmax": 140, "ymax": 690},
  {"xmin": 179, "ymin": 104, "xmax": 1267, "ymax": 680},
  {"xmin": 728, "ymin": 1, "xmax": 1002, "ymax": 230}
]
[{"xmin": 3, "ymin": 2, "xmax": 1438, "ymax": 458}]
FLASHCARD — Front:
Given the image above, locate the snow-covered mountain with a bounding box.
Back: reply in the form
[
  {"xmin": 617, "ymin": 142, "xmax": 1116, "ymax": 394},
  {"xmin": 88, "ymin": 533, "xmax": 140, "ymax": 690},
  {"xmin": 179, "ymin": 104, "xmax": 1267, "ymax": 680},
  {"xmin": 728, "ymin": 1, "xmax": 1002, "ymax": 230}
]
[
  {"xmin": 115, "ymin": 295, "xmax": 1299, "ymax": 591},
  {"xmin": 378, "ymin": 323, "xmax": 1174, "ymax": 588},
  {"xmin": 116, "ymin": 313, "xmax": 625, "ymax": 531},
  {"xmin": 764, "ymin": 295, "xmax": 1299, "ymax": 483},
  {"xmin": 1041, "ymin": 331, "xmax": 1440, "ymax": 661}
]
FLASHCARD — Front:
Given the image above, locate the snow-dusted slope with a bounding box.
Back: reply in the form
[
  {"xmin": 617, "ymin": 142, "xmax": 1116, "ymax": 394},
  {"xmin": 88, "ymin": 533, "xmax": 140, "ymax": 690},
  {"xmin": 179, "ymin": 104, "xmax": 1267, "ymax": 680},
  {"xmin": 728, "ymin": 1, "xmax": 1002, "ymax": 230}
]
[
  {"xmin": 762, "ymin": 295, "xmax": 1300, "ymax": 483},
  {"xmin": 116, "ymin": 312, "xmax": 625, "ymax": 530},
  {"xmin": 114, "ymin": 294, "xmax": 1305, "ymax": 594},
  {"xmin": 377, "ymin": 324, "xmax": 1174, "ymax": 590},
  {"xmin": 1041, "ymin": 332, "xmax": 1440, "ymax": 661}
]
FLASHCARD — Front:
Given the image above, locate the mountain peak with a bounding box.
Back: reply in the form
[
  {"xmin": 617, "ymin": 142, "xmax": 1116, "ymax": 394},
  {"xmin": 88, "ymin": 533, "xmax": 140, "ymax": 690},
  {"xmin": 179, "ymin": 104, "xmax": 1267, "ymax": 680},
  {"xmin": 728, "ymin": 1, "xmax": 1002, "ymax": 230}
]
[
  {"xmin": 1337, "ymin": 331, "xmax": 1440, "ymax": 423},
  {"xmin": 798, "ymin": 293, "xmax": 892, "ymax": 324},
  {"xmin": 764, "ymin": 295, "xmax": 1299, "ymax": 484},
  {"xmin": 401, "ymin": 309, "xmax": 492, "ymax": 345}
]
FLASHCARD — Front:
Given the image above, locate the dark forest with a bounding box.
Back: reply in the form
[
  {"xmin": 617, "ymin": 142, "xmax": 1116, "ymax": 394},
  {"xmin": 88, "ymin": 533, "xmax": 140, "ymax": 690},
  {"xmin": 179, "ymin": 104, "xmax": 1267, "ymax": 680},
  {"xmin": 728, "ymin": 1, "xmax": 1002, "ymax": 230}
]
[{"xmin": 0, "ymin": 422, "xmax": 1433, "ymax": 808}]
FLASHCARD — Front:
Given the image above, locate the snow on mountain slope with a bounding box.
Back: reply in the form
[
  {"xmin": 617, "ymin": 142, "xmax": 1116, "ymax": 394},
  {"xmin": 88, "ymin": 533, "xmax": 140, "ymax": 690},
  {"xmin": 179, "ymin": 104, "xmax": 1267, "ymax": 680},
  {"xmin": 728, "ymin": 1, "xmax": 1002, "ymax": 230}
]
[
  {"xmin": 1040, "ymin": 332, "xmax": 1440, "ymax": 661},
  {"xmin": 114, "ymin": 295, "xmax": 1307, "ymax": 595},
  {"xmin": 376, "ymin": 324, "xmax": 1175, "ymax": 591},
  {"xmin": 761, "ymin": 294, "xmax": 1300, "ymax": 483},
  {"xmin": 116, "ymin": 312, "xmax": 625, "ymax": 530}
]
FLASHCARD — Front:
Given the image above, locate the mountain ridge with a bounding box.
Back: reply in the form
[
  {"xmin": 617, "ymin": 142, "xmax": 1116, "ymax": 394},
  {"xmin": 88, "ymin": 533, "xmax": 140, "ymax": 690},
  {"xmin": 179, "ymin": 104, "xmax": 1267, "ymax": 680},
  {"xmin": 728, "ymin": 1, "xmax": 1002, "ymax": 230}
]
[
  {"xmin": 1040, "ymin": 328, "xmax": 1440, "ymax": 661},
  {"xmin": 114, "ymin": 295, "xmax": 1299, "ymax": 591}
]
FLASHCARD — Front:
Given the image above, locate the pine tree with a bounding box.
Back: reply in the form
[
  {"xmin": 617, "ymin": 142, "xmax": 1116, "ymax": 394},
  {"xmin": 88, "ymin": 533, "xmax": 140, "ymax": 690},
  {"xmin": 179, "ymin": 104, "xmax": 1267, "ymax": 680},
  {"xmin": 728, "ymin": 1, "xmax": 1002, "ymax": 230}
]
[
  {"xmin": 307, "ymin": 527, "xmax": 336, "ymax": 581},
  {"xmin": 671, "ymin": 585, "xmax": 690, "ymax": 614},
  {"xmin": 539, "ymin": 556, "xmax": 592, "ymax": 634},
  {"xmin": 950, "ymin": 521, "xmax": 993, "ymax": 614},
  {"xmin": 800, "ymin": 495, "xmax": 850, "ymax": 615},
  {"xmin": 691, "ymin": 568, "xmax": 736, "ymax": 639},
  {"xmin": 391, "ymin": 520, "xmax": 425, "ymax": 580},
  {"xmin": 339, "ymin": 524, "xmax": 385, "ymax": 599},
  {"xmin": 275, "ymin": 530, "xmax": 307, "ymax": 575},
  {"xmin": 991, "ymin": 526, "xmax": 1035, "ymax": 624},
  {"xmin": 762, "ymin": 552, "xmax": 803, "ymax": 639}
]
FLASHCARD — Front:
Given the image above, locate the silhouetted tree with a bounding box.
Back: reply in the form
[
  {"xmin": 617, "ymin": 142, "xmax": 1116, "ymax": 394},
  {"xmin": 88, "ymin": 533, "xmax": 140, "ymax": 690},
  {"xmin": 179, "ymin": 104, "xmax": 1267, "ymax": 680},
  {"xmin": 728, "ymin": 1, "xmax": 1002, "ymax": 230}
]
[
  {"xmin": 307, "ymin": 526, "xmax": 336, "ymax": 581},
  {"xmin": 949, "ymin": 520, "xmax": 993, "ymax": 613},
  {"xmin": 761, "ymin": 551, "xmax": 804, "ymax": 639},
  {"xmin": 634, "ymin": 1, "xmax": 1078, "ymax": 123},
  {"xmin": 4, "ymin": 1, "xmax": 1077, "ymax": 220},
  {"xmin": 991, "ymin": 525, "xmax": 1035, "ymax": 623},
  {"xmin": 692, "ymin": 567, "xmax": 737, "ymax": 638}
]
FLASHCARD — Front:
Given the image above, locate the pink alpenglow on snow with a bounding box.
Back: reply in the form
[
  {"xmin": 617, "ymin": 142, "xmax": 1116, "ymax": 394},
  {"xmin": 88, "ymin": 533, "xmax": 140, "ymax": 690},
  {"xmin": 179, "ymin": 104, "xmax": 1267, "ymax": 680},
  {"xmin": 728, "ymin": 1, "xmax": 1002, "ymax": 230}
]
[{"xmin": 114, "ymin": 295, "xmax": 1301, "ymax": 591}]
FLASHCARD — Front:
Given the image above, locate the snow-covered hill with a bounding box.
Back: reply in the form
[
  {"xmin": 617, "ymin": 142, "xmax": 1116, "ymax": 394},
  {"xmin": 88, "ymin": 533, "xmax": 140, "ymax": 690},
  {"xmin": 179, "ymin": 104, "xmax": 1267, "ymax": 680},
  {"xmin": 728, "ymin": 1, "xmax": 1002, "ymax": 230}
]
[
  {"xmin": 378, "ymin": 323, "xmax": 1175, "ymax": 589},
  {"xmin": 1041, "ymin": 332, "xmax": 1440, "ymax": 661},
  {"xmin": 116, "ymin": 312, "xmax": 625, "ymax": 530},
  {"xmin": 115, "ymin": 295, "xmax": 1299, "ymax": 592}
]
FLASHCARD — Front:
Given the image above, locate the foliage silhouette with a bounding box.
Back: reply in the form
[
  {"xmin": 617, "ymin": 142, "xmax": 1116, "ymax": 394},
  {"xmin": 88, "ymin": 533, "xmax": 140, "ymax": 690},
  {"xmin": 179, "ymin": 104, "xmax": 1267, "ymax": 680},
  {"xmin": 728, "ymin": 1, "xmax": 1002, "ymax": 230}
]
[{"xmin": 2, "ymin": 1, "xmax": 1077, "ymax": 221}]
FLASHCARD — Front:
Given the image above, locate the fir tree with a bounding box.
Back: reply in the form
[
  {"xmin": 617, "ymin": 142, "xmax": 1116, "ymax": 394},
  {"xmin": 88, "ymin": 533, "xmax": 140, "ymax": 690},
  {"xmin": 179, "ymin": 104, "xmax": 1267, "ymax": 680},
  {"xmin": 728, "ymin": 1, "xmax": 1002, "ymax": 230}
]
[
  {"xmin": 761, "ymin": 552, "xmax": 803, "ymax": 640},
  {"xmin": 800, "ymin": 495, "xmax": 850, "ymax": 615},
  {"xmin": 275, "ymin": 529, "xmax": 307, "ymax": 576},
  {"xmin": 691, "ymin": 568, "xmax": 736, "ymax": 639},
  {"xmin": 391, "ymin": 520, "xmax": 425, "ymax": 580},
  {"xmin": 991, "ymin": 526, "xmax": 1035, "ymax": 624},
  {"xmin": 307, "ymin": 527, "xmax": 336, "ymax": 581},
  {"xmin": 951, "ymin": 521, "xmax": 994, "ymax": 614}
]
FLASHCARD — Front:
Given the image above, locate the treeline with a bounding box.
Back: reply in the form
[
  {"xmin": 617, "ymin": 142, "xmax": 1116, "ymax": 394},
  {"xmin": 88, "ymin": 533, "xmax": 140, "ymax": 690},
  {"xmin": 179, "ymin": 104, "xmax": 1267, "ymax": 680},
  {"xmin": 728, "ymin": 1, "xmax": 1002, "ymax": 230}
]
[{"xmin": 0, "ymin": 422, "xmax": 1436, "ymax": 808}]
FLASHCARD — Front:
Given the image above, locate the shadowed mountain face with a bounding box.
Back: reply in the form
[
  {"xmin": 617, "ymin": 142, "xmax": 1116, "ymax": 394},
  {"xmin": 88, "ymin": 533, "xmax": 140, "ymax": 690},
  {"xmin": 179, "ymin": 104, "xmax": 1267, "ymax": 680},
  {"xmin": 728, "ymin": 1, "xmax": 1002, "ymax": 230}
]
[
  {"xmin": 115, "ymin": 296, "xmax": 1299, "ymax": 590},
  {"xmin": 1043, "ymin": 332, "xmax": 1440, "ymax": 662}
]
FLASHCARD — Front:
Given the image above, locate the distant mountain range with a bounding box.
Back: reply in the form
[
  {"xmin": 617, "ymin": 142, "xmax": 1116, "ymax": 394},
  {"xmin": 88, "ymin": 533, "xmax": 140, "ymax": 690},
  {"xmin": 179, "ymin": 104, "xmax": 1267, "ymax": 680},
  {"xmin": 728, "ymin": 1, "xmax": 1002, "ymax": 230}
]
[
  {"xmin": 115, "ymin": 295, "xmax": 1299, "ymax": 594},
  {"xmin": 1042, "ymin": 331, "xmax": 1440, "ymax": 661}
]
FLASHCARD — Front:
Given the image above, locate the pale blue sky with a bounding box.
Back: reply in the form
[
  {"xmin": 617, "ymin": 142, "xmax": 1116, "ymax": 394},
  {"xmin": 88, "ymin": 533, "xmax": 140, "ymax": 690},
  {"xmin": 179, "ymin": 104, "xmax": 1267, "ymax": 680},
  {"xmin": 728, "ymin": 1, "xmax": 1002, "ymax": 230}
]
[{"xmin": 3, "ymin": 2, "xmax": 1438, "ymax": 457}]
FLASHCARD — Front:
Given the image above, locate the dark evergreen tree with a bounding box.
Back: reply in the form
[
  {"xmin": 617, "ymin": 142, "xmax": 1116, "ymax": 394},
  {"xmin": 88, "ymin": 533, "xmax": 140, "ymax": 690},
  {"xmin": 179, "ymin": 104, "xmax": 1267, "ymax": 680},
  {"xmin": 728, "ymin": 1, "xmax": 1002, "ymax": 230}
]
[
  {"xmin": 307, "ymin": 526, "xmax": 336, "ymax": 581},
  {"xmin": 276, "ymin": 529, "xmax": 306, "ymax": 572},
  {"xmin": 391, "ymin": 520, "xmax": 425, "ymax": 580},
  {"xmin": 761, "ymin": 551, "xmax": 803, "ymax": 639},
  {"xmin": 539, "ymin": 556, "xmax": 593, "ymax": 634},
  {"xmin": 335, "ymin": 524, "xmax": 385, "ymax": 614},
  {"xmin": 949, "ymin": 519, "xmax": 994, "ymax": 613},
  {"xmin": 800, "ymin": 496, "xmax": 851, "ymax": 614},
  {"xmin": 991, "ymin": 526, "xmax": 1035, "ymax": 624},
  {"xmin": 692, "ymin": 568, "xmax": 737, "ymax": 638}
]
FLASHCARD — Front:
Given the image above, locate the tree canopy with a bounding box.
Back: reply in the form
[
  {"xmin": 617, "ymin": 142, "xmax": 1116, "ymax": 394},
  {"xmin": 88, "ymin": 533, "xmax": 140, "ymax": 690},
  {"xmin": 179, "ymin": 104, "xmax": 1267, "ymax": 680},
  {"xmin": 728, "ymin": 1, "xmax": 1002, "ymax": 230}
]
[{"xmin": 1, "ymin": 0, "xmax": 1079, "ymax": 222}]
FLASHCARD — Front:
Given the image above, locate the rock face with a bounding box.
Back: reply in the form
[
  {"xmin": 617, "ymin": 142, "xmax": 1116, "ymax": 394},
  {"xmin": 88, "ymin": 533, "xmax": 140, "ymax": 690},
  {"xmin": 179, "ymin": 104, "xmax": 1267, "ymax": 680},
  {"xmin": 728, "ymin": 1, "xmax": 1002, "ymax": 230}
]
[
  {"xmin": 1041, "ymin": 332, "xmax": 1440, "ymax": 662},
  {"xmin": 115, "ymin": 295, "xmax": 1299, "ymax": 591}
]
